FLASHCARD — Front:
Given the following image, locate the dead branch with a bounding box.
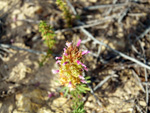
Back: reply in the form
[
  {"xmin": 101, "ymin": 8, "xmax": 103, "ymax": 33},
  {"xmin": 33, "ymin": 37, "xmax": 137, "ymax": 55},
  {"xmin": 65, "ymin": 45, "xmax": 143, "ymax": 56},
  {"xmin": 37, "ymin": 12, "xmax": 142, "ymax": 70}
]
[
  {"xmin": 83, "ymin": 2, "xmax": 128, "ymax": 10},
  {"xmin": 81, "ymin": 28, "xmax": 150, "ymax": 70},
  {"xmin": 0, "ymin": 44, "xmax": 47, "ymax": 55},
  {"xmin": 55, "ymin": 14, "xmax": 117, "ymax": 33}
]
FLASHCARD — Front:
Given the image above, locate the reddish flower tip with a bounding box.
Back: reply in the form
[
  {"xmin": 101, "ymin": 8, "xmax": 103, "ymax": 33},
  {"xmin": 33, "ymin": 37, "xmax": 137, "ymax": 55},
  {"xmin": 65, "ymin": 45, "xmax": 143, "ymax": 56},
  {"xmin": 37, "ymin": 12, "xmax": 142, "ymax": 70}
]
[
  {"xmin": 76, "ymin": 39, "xmax": 81, "ymax": 47},
  {"xmin": 63, "ymin": 62, "xmax": 69, "ymax": 65},
  {"xmin": 64, "ymin": 52, "xmax": 68, "ymax": 56},
  {"xmin": 52, "ymin": 69, "xmax": 59, "ymax": 74},
  {"xmin": 55, "ymin": 57, "xmax": 62, "ymax": 60},
  {"xmin": 66, "ymin": 42, "xmax": 72, "ymax": 47},
  {"xmin": 68, "ymin": 81, "xmax": 72, "ymax": 87},
  {"xmin": 82, "ymin": 50, "xmax": 90, "ymax": 55},
  {"xmin": 79, "ymin": 75, "xmax": 85, "ymax": 80},
  {"xmin": 64, "ymin": 48, "xmax": 66, "ymax": 52},
  {"xmin": 77, "ymin": 60, "xmax": 81, "ymax": 65},
  {"xmin": 56, "ymin": 60, "xmax": 61, "ymax": 64},
  {"xmin": 84, "ymin": 67, "xmax": 88, "ymax": 71},
  {"xmin": 81, "ymin": 63, "xmax": 88, "ymax": 71},
  {"xmin": 81, "ymin": 79, "xmax": 87, "ymax": 84}
]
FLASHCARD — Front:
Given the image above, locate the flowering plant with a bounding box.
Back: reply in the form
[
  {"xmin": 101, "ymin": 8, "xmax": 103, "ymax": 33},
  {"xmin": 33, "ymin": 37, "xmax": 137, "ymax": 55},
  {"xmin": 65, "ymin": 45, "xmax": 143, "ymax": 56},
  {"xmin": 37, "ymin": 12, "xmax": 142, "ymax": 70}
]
[
  {"xmin": 56, "ymin": 0, "xmax": 73, "ymax": 27},
  {"xmin": 39, "ymin": 21, "xmax": 56, "ymax": 66},
  {"xmin": 39, "ymin": 21, "xmax": 55, "ymax": 49},
  {"xmin": 53, "ymin": 39, "xmax": 90, "ymax": 112}
]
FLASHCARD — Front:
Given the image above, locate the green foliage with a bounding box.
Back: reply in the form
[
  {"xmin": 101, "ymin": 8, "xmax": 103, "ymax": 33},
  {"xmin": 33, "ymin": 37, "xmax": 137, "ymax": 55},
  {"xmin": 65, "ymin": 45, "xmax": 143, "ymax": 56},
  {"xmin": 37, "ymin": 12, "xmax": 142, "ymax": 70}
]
[
  {"xmin": 72, "ymin": 101, "xmax": 86, "ymax": 113},
  {"xmin": 60, "ymin": 76, "xmax": 90, "ymax": 113},
  {"xmin": 39, "ymin": 21, "xmax": 55, "ymax": 65},
  {"xmin": 71, "ymin": 76, "xmax": 91, "ymax": 112},
  {"xmin": 60, "ymin": 86, "xmax": 69, "ymax": 97},
  {"xmin": 56, "ymin": 0, "xmax": 73, "ymax": 27},
  {"xmin": 39, "ymin": 21, "xmax": 56, "ymax": 49}
]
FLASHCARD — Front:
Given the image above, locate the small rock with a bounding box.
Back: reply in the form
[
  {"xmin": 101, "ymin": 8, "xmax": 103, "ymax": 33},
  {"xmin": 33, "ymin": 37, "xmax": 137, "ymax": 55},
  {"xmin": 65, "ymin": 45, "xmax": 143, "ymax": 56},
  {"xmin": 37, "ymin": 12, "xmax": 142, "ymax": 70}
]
[
  {"xmin": 89, "ymin": 0, "xmax": 97, "ymax": 3},
  {"xmin": 139, "ymin": 101, "xmax": 147, "ymax": 107}
]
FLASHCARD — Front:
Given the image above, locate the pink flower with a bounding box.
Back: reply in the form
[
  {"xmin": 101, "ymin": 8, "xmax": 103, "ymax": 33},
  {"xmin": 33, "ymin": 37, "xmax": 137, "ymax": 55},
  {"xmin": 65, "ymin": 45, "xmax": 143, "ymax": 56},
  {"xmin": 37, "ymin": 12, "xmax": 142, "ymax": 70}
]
[
  {"xmin": 82, "ymin": 50, "xmax": 90, "ymax": 55},
  {"xmin": 79, "ymin": 75, "xmax": 85, "ymax": 80},
  {"xmin": 76, "ymin": 39, "xmax": 81, "ymax": 47},
  {"xmin": 63, "ymin": 62, "xmax": 69, "ymax": 65},
  {"xmin": 66, "ymin": 42, "xmax": 72, "ymax": 47},
  {"xmin": 79, "ymin": 75, "xmax": 87, "ymax": 84},
  {"xmin": 63, "ymin": 48, "xmax": 68, "ymax": 56},
  {"xmin": 84, "ymin": 67, "xmax": 88, "ymax": 71},
  {"xmin": 64, "ymin": 48, "xmax": 66, "ymax": 52},
  {"xmin": 64, "ymin": 52, "xmax": 68, "ymax": 56},
  {"xmin": 81, "ymin": 79, "xmax": 87, "ymax": 84},
  {"xmin": 77, "ymin": 61, "xmax": 88, "ymax": 71},
  {"xmin": 77, "ymin": 60, "xmax": 81, "ymax": 65},
  {"xmin": 68, "ymin": 81, "xmax": 72, "ymax": 87},
  {"xmin": 52, "ymin": 69, "xmax": 59, "ymax": 74},
  {"xmin": 56, "ymin": 60, "xmax": 61, "ymax": 64},
  {"xmin": 81, "ymin": 63, "xmax": 88, "ymax": 71},
  {"xmin": 81, "ymin": 63, "xmax": 86, "ymax": 67},
  {"xmin": 55, "ymin": 57, "xmax": 62, "ymax": 60}
]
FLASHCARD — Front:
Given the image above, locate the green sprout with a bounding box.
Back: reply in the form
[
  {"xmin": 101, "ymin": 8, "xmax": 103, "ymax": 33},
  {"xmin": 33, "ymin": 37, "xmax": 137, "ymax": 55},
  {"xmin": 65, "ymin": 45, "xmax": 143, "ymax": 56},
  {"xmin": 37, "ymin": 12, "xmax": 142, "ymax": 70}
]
[
  {"xmin": 56, "ymin": 0, "xmax": 73, "ymax": 27},
  {"xmin": 39, "ymin": 21, "xmax": 56, "ymax": 66}
]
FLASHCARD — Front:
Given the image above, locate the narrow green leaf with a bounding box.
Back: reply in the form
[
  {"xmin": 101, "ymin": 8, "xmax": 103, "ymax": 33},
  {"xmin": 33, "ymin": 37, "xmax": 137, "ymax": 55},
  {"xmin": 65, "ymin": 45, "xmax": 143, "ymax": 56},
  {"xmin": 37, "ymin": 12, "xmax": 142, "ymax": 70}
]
[{"xmin": 64, "ymin": 87, "xmax": 69, "ymax": 97}]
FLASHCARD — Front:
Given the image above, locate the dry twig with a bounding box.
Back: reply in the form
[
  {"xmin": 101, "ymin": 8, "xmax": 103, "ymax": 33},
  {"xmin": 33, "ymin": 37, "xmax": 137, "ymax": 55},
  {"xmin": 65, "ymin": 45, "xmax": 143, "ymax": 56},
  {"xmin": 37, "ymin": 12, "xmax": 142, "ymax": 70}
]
[
  {"xmin": 135, "ymin": 104, "xmax": 144, "ymax": 113},
  {"xmin": 135, "ymin": 26, "xmax": 150, "ymax": 42},
  {"xmin": 83, "ymin": 2, "xmax": 128, "ymax": 10},
  {"xmin": 104, "ymin": 0, "xmax": 118, "ymax": 15},
  {"xmin": 94, "ymin": 72, "xmax": 117, "ymax": 91},
  {"xmin": 0, "ymin": 44, "xmax": 47, "ymax": 55},
  {"xmin": 80, "ymin": 28, "xmax": 150, "ymax": 70},
  {"xmin": 55, "ymin": 14, "xmax": 117, "ymax": 33}
]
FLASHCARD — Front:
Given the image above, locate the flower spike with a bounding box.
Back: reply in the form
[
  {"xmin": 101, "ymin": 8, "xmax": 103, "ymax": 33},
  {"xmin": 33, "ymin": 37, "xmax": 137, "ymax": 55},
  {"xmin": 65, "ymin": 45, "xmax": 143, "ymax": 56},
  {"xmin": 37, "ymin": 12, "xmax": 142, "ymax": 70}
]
[{"xmin": 54, "ymin": 39, "xmax": 89, "ymax": 90}]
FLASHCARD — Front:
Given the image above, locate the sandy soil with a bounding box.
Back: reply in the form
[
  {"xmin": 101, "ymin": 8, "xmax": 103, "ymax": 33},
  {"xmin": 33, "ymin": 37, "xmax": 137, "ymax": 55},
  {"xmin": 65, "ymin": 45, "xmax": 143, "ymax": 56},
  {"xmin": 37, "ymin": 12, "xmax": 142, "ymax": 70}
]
[{"xmin": 0, "ymin": 0, "xmax": 150, "ymax": 113}]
